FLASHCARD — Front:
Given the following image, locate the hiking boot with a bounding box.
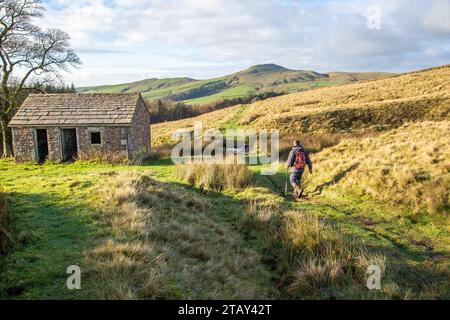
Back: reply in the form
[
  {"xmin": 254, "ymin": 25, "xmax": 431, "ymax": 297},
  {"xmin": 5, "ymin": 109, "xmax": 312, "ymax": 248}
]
[{"xmin": 293, "ymin": 186, "xmax": 302, "ymax": 198}]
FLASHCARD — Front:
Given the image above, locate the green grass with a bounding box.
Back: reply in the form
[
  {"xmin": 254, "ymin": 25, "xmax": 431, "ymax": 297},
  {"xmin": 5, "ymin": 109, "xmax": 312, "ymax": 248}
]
[
  {"xmin": 0, "ymin": 160, "xmax": 153, "ymax": 298},
  {"xmin": 219, "ymin": 104, "xmax": 248, "ymax": 130},
  {"xmin": 1, "ymin": 158, "xmax": 448, "ymax": 299},
  {"xmin": 141, "ymin": 78, "xmax": 225, "ymax": 101},
  {"xmin": 249, "ymin": 164, "xmax": 449, "ymax": 298},
  {"xmin": 184, "ymin": 84, "xmax": 258, "ymax": 104},
  {"xmin": 252, "ymin": 162, "xmax": 449, "ymax": 251},
  {"xmin": 0, "ymin": 159, "xmax": 276, "ymax": 299},
  {"xmin": 78, "ymin": 78, "xmax": 195, "ymax": 95}
]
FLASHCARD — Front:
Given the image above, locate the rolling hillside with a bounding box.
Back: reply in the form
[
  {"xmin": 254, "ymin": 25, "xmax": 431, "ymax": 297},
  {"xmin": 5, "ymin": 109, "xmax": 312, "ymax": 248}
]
[
  {"xmin": 78, "ymin": 64, "xmax": 393, "ymax": 105},
  {"xmin": 152, "ymin": 64, "xmax": 450, "ymax": 217},
  {"xmin": 112, "ymin": 64, "xmax": 450, "ymax": 298},
  {"xmin": 152, "ymin": 65, "xmax": 449, "ymax": 146}
]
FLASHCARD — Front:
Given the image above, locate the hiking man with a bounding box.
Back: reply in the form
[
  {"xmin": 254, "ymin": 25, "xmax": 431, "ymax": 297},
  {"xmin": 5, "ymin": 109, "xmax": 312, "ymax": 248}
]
[{"xmin": 286, "ymin": 140, "xmax": 313, "ymax": 198}]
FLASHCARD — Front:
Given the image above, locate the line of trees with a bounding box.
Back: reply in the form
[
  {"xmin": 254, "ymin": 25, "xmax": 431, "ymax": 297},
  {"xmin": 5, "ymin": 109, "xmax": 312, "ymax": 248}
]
[
  {"xmin": 33, "ymin": 82, "xmax": 76, "ymax": 93},
  {"xmin": 0, "ymin": 0, "xmax": 80, "ymax": 157},
  {"xmin": 146, "ymin": 100, "xmax": 211, "ymax": 123}
]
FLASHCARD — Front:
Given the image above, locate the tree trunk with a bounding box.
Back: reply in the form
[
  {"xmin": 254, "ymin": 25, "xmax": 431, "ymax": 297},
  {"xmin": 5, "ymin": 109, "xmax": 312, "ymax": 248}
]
[{"xmin": 1, "ymin": 120, "xmax": 11, "ymax": 158}]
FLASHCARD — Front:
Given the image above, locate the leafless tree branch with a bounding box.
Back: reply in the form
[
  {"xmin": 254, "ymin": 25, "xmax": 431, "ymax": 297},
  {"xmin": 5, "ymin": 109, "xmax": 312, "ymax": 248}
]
[{"xmin": 0, "ymin": 0, "xmax": 81, "ymax": 156}]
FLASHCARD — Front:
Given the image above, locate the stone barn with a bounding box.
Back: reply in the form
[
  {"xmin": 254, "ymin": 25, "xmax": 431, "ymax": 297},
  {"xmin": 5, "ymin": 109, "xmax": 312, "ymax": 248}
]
[{"xmin": 9, "ymin": 93, "xmax": 151, "ymax": 163}]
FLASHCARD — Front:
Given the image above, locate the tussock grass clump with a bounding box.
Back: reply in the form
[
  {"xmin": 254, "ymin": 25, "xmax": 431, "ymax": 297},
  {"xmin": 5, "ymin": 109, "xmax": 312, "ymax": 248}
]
[
  {"xmin": 241, "ymin": 203, "xmax": 387, "ymax": 299},
  {"xmin": 280, "ymin": 212, "xmax": 386, "ymax": 298},
  {"xmin": 77, "ymin": 150, "xmax": 129, "ymax": 164},
  {"xmin": 176, "ymin": 163, "xmax": 253, "ymax": 191},
  {"xmin": 77, "ymin": 148, "xmax": 150, "ymax": 165},
  {"xmin": 280, "ymin": 132, "xmax": 345, "ymax": 156},
  {"xmin": 149, "ymin": 143, "xmax": 174, "ymax": 159},
  {"xmin": 87, "ymin": 172, "xmax": 273, "ymax": 299},
  {"xmin": 0, "ymin": 187, "xmax": 13, "ymax": 256},
  {"xmin": 238, "ymin": 113, "xmax": 261, "ymax": 125}
]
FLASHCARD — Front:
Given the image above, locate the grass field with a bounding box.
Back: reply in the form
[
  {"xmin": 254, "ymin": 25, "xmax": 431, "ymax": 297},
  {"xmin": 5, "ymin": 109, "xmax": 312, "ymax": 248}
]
[
  {"xmin": 184, "ymin": 84, "xmax": 259, "ymax": 104},
  {"xmin": 0, "ymin": 153, "xmax": 448, "ymax": 299}
]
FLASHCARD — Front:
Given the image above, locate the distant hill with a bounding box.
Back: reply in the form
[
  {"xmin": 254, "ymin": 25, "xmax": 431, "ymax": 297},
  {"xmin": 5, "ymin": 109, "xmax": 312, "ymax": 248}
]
[
  {"xmin": 78, "ymin": 64, "xmax": 394, "ymax": 105},
  {"xmin": 151, "ymin": 64, "xmax": 450, "ymax": 146}
]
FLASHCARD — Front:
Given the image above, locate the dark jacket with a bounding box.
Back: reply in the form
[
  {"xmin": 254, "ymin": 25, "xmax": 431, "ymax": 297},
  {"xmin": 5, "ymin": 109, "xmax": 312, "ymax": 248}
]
[{"xmin": 286, "ymin": 146, "xmax": 313, "ymax": 173}]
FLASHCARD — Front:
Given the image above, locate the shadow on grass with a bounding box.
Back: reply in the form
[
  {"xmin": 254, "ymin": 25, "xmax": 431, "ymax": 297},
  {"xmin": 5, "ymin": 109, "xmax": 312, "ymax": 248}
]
[
  {"xmin": 0, "ymin": 191, "xmax": 96, "ymax": 300},
  {"xmin": 170, "ymin": 177, "xmax": 450, "ymax": 299},
  {"xmin": 312, "ymin": 162, "xmax": 360, "ymax": 195},
  {"xmin": 2, "ymin": 170, "xmax": 448, "ymax": 299},
  {"xmin": 141, "ymin": 157, "xmax": 174, "ymax": 167},
  {"xmin": 151, "ymin": 160, "xmax": 449, "ymax": 298}
]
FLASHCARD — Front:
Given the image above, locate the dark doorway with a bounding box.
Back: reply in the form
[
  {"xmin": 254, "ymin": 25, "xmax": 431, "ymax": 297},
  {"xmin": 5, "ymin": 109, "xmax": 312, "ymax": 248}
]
[
  {"xmin": 36, "ymin": 129, "xmax": 49, "ymax": 163},
  {"xmin": 61, "ymin": 128, "xmax": 78, "ymax": 162}
]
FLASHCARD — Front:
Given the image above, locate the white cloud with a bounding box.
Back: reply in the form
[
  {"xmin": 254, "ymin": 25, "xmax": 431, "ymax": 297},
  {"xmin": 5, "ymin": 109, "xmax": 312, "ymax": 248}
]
[
  {"xmin": 40, "ymin": 0, "xmax": 450, "ymax": 86},
  {"xmin": 422, "ymin": 0, "xmax": 450, "ymax": 34}
]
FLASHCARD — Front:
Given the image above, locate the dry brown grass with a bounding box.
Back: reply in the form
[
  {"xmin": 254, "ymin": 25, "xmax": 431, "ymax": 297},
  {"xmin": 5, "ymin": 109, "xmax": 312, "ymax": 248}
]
[
  {"xmin": 77, "ymin": 150, "xmax": 129, "ymax": 164},
  {"xmin": 88, "ymin": 172, "xmax": 400, "ymax": 299},
  {"xmin": 151, "ymin": 105, "xmax": 243, "ymax": 147},
  {"xmin": 76, "ymin": 149, "xmax": 150, "ymax": 165},
  {"xmin": 280, "ymin": 132, "xmax": 346, "ymax": 156},
  {"xmin": 148, "ymin": 143, "xmax": 174, "ymax": 159},
  {"xmin": 176, "ymin": 162, "xmax": 253, "ymax": 191},
  {"xmin": 238, "ymin": 112, "xmax": 261, "ymax": 125},
  {"xmin": 281, "ymin": 212, "xmax": 386, "ymax": 298},
  {"xmin": 85, "ymin": 172, "xmax": 273, "ymax": 299},
  {"xmin": 240, "ymin": 202, "xmax": 388, "ymax": 299},
  {"xmin": 244, "ymin": 65, "xmax": 450, "ymax": 134},
  {"xmin": 152, "ymin": 65, "xmax": 450, "ymax": 147},
  {"xmin": 306, "ymin": 121, "xmax": 450, "ymax": 216}
]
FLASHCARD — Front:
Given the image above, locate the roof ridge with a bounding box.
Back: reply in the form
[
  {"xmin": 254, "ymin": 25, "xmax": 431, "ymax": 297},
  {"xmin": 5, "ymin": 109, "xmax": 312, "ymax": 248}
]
[
  {"xmin": 10, "ymin": 92, "xmax": 143, "ymax": 127},
  {"xmin": 27, "ymin": 92, "xmax": 140, "ymax": 96}
]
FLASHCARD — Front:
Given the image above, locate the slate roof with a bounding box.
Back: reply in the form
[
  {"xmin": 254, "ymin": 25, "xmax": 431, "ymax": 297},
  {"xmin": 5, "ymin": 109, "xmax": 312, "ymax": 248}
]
[{"xmin": 9, "ymin": 93, "xmax": 142, "ymax": 127}]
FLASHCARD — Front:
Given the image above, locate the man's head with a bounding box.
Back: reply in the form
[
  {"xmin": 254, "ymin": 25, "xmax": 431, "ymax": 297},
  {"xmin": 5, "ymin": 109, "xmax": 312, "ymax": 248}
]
[{"xmin": 293, "ymin": 140, "xmax": 301, "ymax": 147}]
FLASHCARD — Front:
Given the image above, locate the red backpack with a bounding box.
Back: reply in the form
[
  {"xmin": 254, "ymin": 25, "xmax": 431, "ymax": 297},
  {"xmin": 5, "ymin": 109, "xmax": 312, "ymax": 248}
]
[{"xmin": 294, "ymin": 149, "xmax": 307, "ymax": 170}]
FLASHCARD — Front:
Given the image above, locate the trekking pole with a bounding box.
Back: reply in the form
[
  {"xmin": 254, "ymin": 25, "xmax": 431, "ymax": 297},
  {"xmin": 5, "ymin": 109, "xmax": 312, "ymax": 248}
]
[{"xmin": 284, "ymin": 167, "xmax": 288, "ymax": 197}]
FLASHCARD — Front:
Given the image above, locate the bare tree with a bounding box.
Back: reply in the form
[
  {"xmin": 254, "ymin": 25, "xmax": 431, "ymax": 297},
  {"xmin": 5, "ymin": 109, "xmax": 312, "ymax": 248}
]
[{"xmin": 0, "ymin": 0, "xmax": 80, "ymax": 157}]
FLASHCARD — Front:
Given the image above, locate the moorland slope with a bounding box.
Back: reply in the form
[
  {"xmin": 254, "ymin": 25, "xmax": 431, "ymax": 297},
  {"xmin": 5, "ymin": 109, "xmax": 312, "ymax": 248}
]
[{"xmin": 79, "ymin": 64, "xmax": 392, "ymax": 105}]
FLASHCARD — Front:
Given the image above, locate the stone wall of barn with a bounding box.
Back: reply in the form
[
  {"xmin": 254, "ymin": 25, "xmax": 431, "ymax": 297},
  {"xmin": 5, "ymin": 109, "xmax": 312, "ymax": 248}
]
[
  {"xmin": 12, "ymin": 127, "xmax": 61, "ymax": 162},
  {"xmin": 12, "ymin": 127, "xmax": 36, "ymax": 162},
  {"xmin": 47, "ymin": 128, "xmax": 61, "ymax": 162},
  {"xmin": 76, "ymin": 126, "xmax": 128, "ymax": 159},
  {"xmin": 129, "ymin": 98, "xmax": 151, "ymax": 159}
]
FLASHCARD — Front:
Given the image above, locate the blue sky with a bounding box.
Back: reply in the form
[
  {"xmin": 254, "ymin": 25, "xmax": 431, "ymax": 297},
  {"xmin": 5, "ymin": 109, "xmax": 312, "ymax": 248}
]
[{"xmin": 40, "ymin": 0, "xmax": 450, "ymax": 86}]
